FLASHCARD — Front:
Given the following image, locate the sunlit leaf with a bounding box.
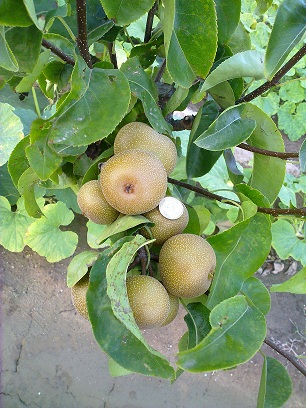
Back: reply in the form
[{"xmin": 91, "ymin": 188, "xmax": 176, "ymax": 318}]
[
  {"xmin": 100, "ymin": 0, "xmax": 156, "ymax": 26},
  {"xmin": 67, "ymin": 251, "xmax": 99, "ymax": 287},
  {"xmin": 270, "ymin": 266, "xmax": 306, "ymax": 295},
  {"xmin": 0, "ymin": 103, "xmax": 24, "ymax": 166},
  {"xmin": 0, "ymin": 27, "xmax": 18, "ymax": 72},
  {"xmin": 240, "ymin": 277, "xmax": 271, "ymax": 315}
]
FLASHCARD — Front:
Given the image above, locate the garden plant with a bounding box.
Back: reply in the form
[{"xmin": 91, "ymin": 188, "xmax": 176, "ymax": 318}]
[{"xmin": 0, "ymin": 0, "xmax": 306, "ymax": 406}]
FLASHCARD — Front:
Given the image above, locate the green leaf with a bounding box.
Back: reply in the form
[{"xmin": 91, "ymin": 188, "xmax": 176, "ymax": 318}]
[
  {"xmin": 183, "ymin": 206, "xmax": 200, "ymax": 235},
  {"xmin": 0, "ymin": 103, "xmax": 24, "ymax": 166},
  {"xmin": 163, "ymin": 86, "xmax": 189, "ymax": 117},
  {"xmin": 234, "ymin": 184, "xmax": 270, "ymax": 208},
  {"xmin": 22, "ymin": 0, "xmax": 45, "ymax": 30},
  {"xmin": 214, "ymin": 0, "xmax": 241, "ymax": 44},
  {"xmin": 67, "ymin": 251, "xmax": 99, "ymax": 287},
  {"xmin": 207, "ymin": 213, "xmax": 271, "ymax": 309},
  {"xmin": 7, "ymin": 135, "xmax": 30, "ymax": 187},
  {"xmin": 26, "ymin": 119, "xmax": 62, "ymax": 181},
  {"xmin": 246, "ymin": 104, "xmax": 286, "ymax": 203},
  {"xmin": 240, "ymin": 277, "xmax": 271, "ymax": 315},
  {"xmin": 194, "ymin": 50, "xmax": 264, "ymax": 102},
  {"xmin": 97, "ymin": 215, "xmax": 151, "ymax": 244},
  {"xmin": 0, "ymin": 0, "xmax": 33, "ymax": 27},
  {"xmin": 278, "ymin": 101, "xmax": 306, "ymax": 141},
  {"xmin": 184, "ymin": 303, "xmax": 211, "ymax": 348},
  {"xmin": 186, "ymin": 101, "xmax": 220, "ymax": 178},
  {"xmin": 300, "ymin": 138, "xmax": 306, "ymax": 173},
  {"xmin": 17, "ymin": 167, "xmax": 43, "ymax": 218},
  {"xmin": 177, "ymin": 295, "xmax": 266, "ymax": 372},
  {"xmin": 257, "ymin": 356, "xmax": 292, "ymax": 408},
  {"xmin": 5, "ymin": 25, "xmax": 42, "ymax": 73},
  {"xmin": 49, "ymin": 68, "xmax": 131, "ymax": 148},
  {"xmin": 195, "ymin": 104, "xmax": 256, "ymax": 151},
  {"xmin": 15, "ymin": 50, "xmax": 51, "ymax": 93},
  {"xmin": 82, "ymin": 147, "xmax": 114, "ymax": 185},
  {"xmin": 209, "ymin": 81, "xmax": 236, "ymax": 109},
  {"xmin": 270, "ymin": 266, "xmax": 306, "ymax": 295},
  {"xmin": 271, "ymin": 219, "xmax": 306, "ymax": 266},
  {"xmin": 0, "ymin": 195, "xmax": 36, "ymax": 252},
  {"xmin": 25, "ymin": 201, "xmax": 78, "ymax": 262},
  {"xmin": 163, "ymin": 0, "xmax": 217, "ymax": 88},
  {"xmin": 108, "ymin": 358, "xmax": 133, "ymax": 377},
  {"xmin": 255, "ymin": 0, "xmax": 273, "ymax": 14},
  {"xmin": 87, "ymin": 244, "xmax": 175, "ymax": 379},
  {"xmin": 121, "ymin": 57, "xmax": 171, "ymax": 135},
  {"xmin": 0, "ymin": 163, "xmax": 19, "ymax": 205},
  {"xmin": 100, "ymin": 0, "xmax": 155, "ymax": 26},
  {"xmin": 279, "ymin": 81, "xmax": 306, "ymax": 104},
  {"xmin": 228, "ymin": 22, "xmax": 251, "ymax": 54},
  {"xmin": 88, "ymin": 20, "xmax": 114, "ymax": 46},
  {"xmin": 265, "ymin": 0, "xmax": 306, "ymax": 79},
  {"xmin": 0, "ymin": 27, "xmax": 18, "ymax": 72}
]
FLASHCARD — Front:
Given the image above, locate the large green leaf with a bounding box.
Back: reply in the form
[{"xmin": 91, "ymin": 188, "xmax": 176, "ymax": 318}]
[
  {"xmin": 177, "ymin": 295, "xmax": 266, "ymax": 372},
  {"xmin": 257, "ymin": 356, "xmax": 292, "ymax": 408},
  {"xmin": 48, "ymin": 68, "xmax": 131, "ymax": 148},
  {"xmin": 246, "ymin": 104, "xmax": 286, "ymax": 203},
  {"xmin": 240, "ymin": 277, "xmax": 271, "ymax": 315},
  {"xmin": 271, "ymin": 219, "xmax": 306, "ymax": 266},
  {"xmin": 7, "ymin": 135, "xmax": 30, "ymax": 187},
  {"xmin": 0, "ymin": 27, "xmax": 18, "ymax": 72},
  {"xmin": 186, "ymin": 101, "xmax": 220, "ymax": 178},
  {"xmin": 0, "ymin": 195, "xmax": 36, "ymax": 252},
  {"xmin": 67, "ymin": 251, "xmax": 99, "ymax": 287},
  {"xmin": 195, "ymin": 104, "xmax": 256, "ymax": 151},
  {"xmin": 121, "ymin": 57, "xmax": 171, "ymax": 135},
  {"xmin": 0, "ymin": 103, "xmax": 24, "ymax": 166},
  {"xmin": 26, "ymin": 119, "xmax": 62, "ymax": 181},
  {"xmin": 25, "ymin": 201, "xmax": 78, "ymax": 262},
  {"xmin": 87, "ymin": 243, "xmax": 175, "ymax": 379},
  {"xmin": 0, "ymin": 0, "xmax": 33, "ymax": 26},
  {"xmin": 265, "ymin": 0, "xmax": 306, "ymax": 79},
  {"xmin": 163, "ymin": 0, "xmax": 217, "ymax": 88},
  {"xmin": 100, "ymin": 0, "xmax": 155, "ymax": 26},
  {"xmin": 17, "ymin": 167, "xmax": 43, "ymax": 218},
  {"xmin": 194, "ymin": 50, "xmax": 265, "ymax": 102},
  {"xmin": 270, "ymin": 266, "xmax": 306, "ymax": 295},
  {"xmin": 207, "ymin": 213, "xmax": 271, "ymax": 309},
  {"xmin": 214, "ymin": 0, "xmax": 241, "ymax": 44}
]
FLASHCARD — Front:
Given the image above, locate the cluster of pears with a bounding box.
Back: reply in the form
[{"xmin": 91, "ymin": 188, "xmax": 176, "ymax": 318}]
[{"xmin": 73, "ymin": 122, "xmax": 216, "ymax": 329}]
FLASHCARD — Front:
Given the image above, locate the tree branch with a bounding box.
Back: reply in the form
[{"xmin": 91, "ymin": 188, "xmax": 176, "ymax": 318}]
[
  {"xmin": 155, "ymin": 59, "xmax": 166, "ymax": 82},
  {"xmin": 236, "ymin": 44, "xmax": 306, "ymax": 104},
  {"xmin": 76, "ymin": 0, "xmax": 92, "ymax": 68},
  {"xmin": 264, "ymin": 338, "xmax": 306, "ymax": 377},
  {"xmin": 107, "ymin": 42, "xmax": 118, "ymax": 69},
  {"xmin": 167, "ymin": 177, "xmax": 306, "ymax": 217},
  {"xmin": 144, "ymin": 1, "xmax": 158, "ymax": 43},
  {"xmin": 237, "ymin": 143, "xmax": 299, "ymax": 159},
  {"xmin": 41, "ymin": 39, "xmax": 75, "ymax": 66}
]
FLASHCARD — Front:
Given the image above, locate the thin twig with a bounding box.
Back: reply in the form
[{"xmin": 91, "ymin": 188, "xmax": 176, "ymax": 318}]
[
  {"xmin": 264, "ymin": 338, "xmax": 306, "ymax": 377},
  {"xmin": 138, "ymin": 247, "xmax": 147, "ymax": 275},
  {"xmin": 155, "ymin": 59, "xmax": 166, "ymax": 82},
  {"xmin": 127, "ymin": 256, "xmax": 140, "ymax": 271},
  {"xmin": 144, "ymin": 1, "xmax": 158, "ymax": 43},
  {"xmin": 237, "ymin": 143, "xmax": 299, "ymax": 159},
  {"xmin": 167, "ymin": 177, "xmax": 306, "ymax": 217},
  {"xmin": 42, "ymin": 39, "xmax": 75, "ymax": 65},
  {"xmin": 236, "ymin": 44, "xmax": 306, "ymax": 104},
  {"xmin": 107, "ymin": 42, "xmax": 118, "ymax": 69},
  {"xmin": 76, "ymin": 0, "xmax": 92, "ymax": 68}
]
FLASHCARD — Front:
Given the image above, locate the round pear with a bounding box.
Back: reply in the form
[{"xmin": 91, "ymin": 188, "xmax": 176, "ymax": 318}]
[
  {"xmin": 77, "ymin": 180, "xmax": 119, "ymax": 224},
  {"xmin": 71, "ymin": 274, "xmax": 89, "ymax": 320},
  {"xmin": 114, "ymin": 122, "xmax": 177, "ymax": 175},
  {"xmin": 142, "ymin": 201, "xmax": 189, "ymax": 245},
  {"xmin": 126, "ymin": 275, "xmax": 170, "ymax": 329},
  {"xmin": 161, "ymin": 293, "xmax": 179, "ymax": 326},
  {"xmin": 159, "ymin": 234, "xmax": 216, "ymax": 298},
  {"xmin": 100, "ymin": 149, "xmax": 168, "ymax": 215}
]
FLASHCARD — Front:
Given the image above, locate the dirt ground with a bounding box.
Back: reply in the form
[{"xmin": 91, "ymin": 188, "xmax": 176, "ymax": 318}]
[{"xmin": 1, "ymin": 216, "xmax": 305, "ymax": 408}]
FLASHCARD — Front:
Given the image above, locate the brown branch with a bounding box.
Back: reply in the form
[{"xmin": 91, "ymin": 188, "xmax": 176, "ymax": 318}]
[
  {"xmin": 236, "ymin": 44, "xmax": 306, "ymax": 104},
  {"xmin": 144, "ymin": 1, "xmax": 158, "ymax": 43},
  {"xmin": 42, "ymin": 39, "xmax": 75, "ymax": 66},
  {"xmin": 127, "ymin": 256, "xmax": 140, "ymax": 271},
  {"xmin": 138, "ymin": 247, "xmax": 147, "ymax": 275},
  {"xmin": 237, "ymin": 143, "xmax": 299, "ymax": 159},
  {"xmin": 107, "ymin": 42, "xmax": 118, "ymax": 69},
  {"xmin": 76, "ymin": 0, "xmax": 92, "ymax": 68},
  {"xmin": 264, "ymin": 338, "xmax": 306, "ymax": 377},
  {"xmin": 167, "ymin": 177, "xmax": 306, "ymax": 217}
]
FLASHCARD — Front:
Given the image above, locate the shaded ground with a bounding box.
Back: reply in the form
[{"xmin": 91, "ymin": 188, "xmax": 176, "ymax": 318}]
[{"xmin": 1, "ymin": 231, "xmax": 305, "ymax": 408}]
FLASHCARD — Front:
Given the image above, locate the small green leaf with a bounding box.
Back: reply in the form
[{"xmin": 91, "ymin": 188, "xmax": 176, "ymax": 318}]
[
  {"xmin": 209, "ymin": 81, "xmax": 236, "ymax": 109},
  {"xmin": 207, "ymin": 213, "xmax": 271, "ymax": 309},
  {"xmin": 0, "ymin": 0, "xmax": 33, "ymax": 27},
  {"xmin": 183, "ymin": 206, "xmax": 200, "ymax": 235},
  {"xmin": 121, "ymin": 57, "xmax": 171, "ymax": 135},
  {"xmin": 0, "ymin": 103, "xmax": 24, "ymax": 166},
  {"xmin": 25, "ymin": 201, "xmax": 78, "ymax": 262},
  {"xmin": 97, "ymin": 215, "xmax": 151, "ymax": 244},
  {"xmin": 108, "ymin": 358, "xmax": 133, "ymax": 377},
  {"xmin": 265, "ymin": 0, "xmax": 306, "ymax": 79},
  {"xmin": 194, "ymin": 50, "xmax": 264, "ymax": 102},
  {"xmin": 87, "ymin": 244, "xmax": 175, "ymax": 379},
  {"xmin": 272, "ymin": 219, "xmax": 306, "ymax": 266},
  {"xmin": 257, "ymin": 356, "xmax": 292, "ymax": 408},
  {"xmin": 184, "ymin": 303, "xmax": 211, "ymax": 348},
  {"xmin": 177, "ymin": 295, "xmax": 266, "ymax": 372},
  {"xmin": 240, "ymin": 277, "xmax": 271, "ymax": 315},
  {"xmin": 0, "ymin": 196, "xmax": 37, "ymax": 252},
  {"xmin": 82, "ymin": 147, "xmax": 114, "ymax": 185},
  {"xmin": 0, "ymin": 27, "xmax": 18, "ymax": 72},
  {"xmin": 214, "ymin": 0, "xmax": 241, "ymax": 44},
  {"xmin": 163, "ymin": 0, "xmax": 217, "ymax": 88},
  {"xmin": 18, "ymin": 167, "xmax": 43, "ymax": 218},
  {"xmin": 7, "ymin": 136, "xmax": 30, "ymax": 187},
  {"xmin": 278, "ymin": 101, "xmax": 306, "ymax": 141},
  {"xmin": 255, "ymin": 0, "xmax": 273, "ymax": 14},
  {"xmin": 270, "ymin": 266, "xmax": 306, "ymax": 295},
  {"xmin": 228, "ymin": 22, "xmax": 251, "ymax": 54},
  {"xmin": 300, "ymin": 139, "xmax": 306, "ymax": 173},
  {"xmin": 67, "ymin": 251, "xmax": 99, "ymax": 287},
  {"xmin": 100, "ymin": 0, "xmax": 155, "ymax": 26},
  {"xmin": 0, "ymin": 163, "xmax": 19, "ymax": 205},
  {"xmin": 195, "ymin": 104, "xmax": 256, "ymax": 151},
  {"xmin": 23, "ymin": 0, "xmax": 45, "ymax": 30},
  {"xmin": 234, "ymin": 184, "xmax": 270, "ymax": 208}
]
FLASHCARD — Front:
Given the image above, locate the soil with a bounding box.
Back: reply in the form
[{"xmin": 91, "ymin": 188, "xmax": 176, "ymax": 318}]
[{"xmin": 1, "ymin": 223, "xmax": 305, "ymax": 408}]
